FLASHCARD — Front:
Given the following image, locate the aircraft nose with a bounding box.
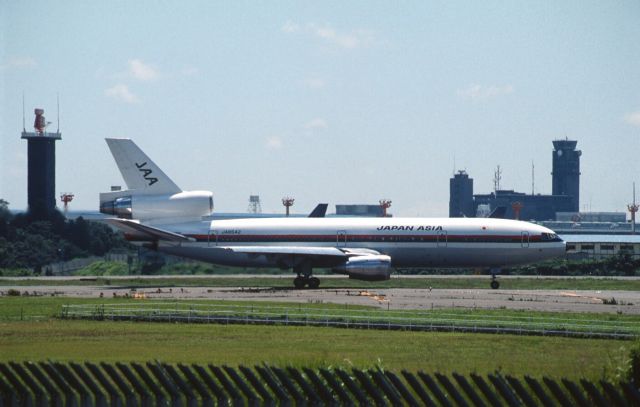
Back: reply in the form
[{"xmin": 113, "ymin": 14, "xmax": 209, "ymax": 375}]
[{"xmin": 554, "ymin": 240, "xmax": 567, "ymax": 257}]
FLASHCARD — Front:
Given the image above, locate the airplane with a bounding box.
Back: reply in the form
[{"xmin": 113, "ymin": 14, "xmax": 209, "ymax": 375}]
[{"xmin": 100, "ymin": 139, "xmax": 566, "ymax": 289}]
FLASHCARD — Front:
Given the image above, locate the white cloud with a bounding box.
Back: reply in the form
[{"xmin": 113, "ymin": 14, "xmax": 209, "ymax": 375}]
[
  {"xmin": 624, "ymin": 111, "xmax": 640, "ymax": 127},
  {"xmin": 457, "ymin": 84, "xmax": 514, "ymax": 101},
  {"xmin": 1, "ymin": 56, "xmax": 36, "ymax": 70},
  {"xmin": 105, "ymin": 84, "xmax": 139, "ymax": 103},
  {"xmin": 266, "ymin": 136, "xmax": 283, "ymax": 150},
  {"xmin": 128, "ymin": 59, "xmax": 159, "ymax": 81},
  {"xmin": 310, "ymin": 24, "xmax": 373, "ymax": 49},
  {"xmin": 303, "ymin": 78, "xmax": 326, "ymax": 89},
  {"xmin": 305, "ymin": 118, "xmax": 328, "ymax": 130},
  {"xmin": 181, "ymin": 66, "xmax": 199, "ymax": 76},
  {"xmin": 283, "ymin": 22, "xmax": 374, "ymax": 49},
  {"xmin": 282, "ymin": 20, "xmax": 300, "ymax": 33}
]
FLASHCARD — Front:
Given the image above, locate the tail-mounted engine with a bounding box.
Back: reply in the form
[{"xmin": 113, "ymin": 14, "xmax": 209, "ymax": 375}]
[{"xmin": 100, "ymin": 191, "xmax": 213, "ymax": 222}]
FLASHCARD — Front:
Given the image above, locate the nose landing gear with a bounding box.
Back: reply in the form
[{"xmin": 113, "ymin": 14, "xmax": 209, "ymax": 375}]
[{"xmin": 490, "ymin": 268, "xmax": 501, "ymax": 289}]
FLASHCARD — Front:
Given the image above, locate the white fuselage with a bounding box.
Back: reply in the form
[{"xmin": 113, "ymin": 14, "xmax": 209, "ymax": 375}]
[{"xmin": 143, "ymin": 217, "xmax": 565, "ymax": 269}]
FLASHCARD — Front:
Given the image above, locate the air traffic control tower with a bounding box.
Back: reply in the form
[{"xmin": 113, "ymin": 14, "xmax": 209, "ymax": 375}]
[
  {"xmin": 551, "ymin": 139, "xmax": 581, "ymax": 212},
  {"xmin": 21, "ymin": 108, "xmax": 61, "ymax": 219}
]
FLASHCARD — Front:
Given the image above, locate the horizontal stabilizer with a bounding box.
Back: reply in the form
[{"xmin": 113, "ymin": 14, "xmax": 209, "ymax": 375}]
[
  {"xmin": 308, "ymin": 203, "xmax": 328, "ymax": 218},
  {"xmin": 105, "ymin": 218, "xmax": 194, "ymax": 242}
]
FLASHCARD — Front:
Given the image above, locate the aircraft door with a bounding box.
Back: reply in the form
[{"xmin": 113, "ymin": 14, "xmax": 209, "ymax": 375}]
[
  {"xmin": 521, "ymin": 231, "xmax": 530, "ymax": 248},
  {"xmin": 437, "ymin": 231, "xmax": 448, "ymax": 247},
  {"xmin": 208, "ymin": 230, "xmax": 218, "ymax": 246},
  {"xmin": 337, "ymin": 230, "xmax": 347, "ymax": 247}
]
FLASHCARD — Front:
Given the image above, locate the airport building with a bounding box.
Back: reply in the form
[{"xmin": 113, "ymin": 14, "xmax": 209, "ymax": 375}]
[
  {"xmin": 335, "ymin": 204, "xmax": 386, "ymax": 217},
  {"xmin": 539, "ymin": 213, "xmax": 633, "ymax": 236},
  {"xmin": 449, "ymin": 139, "xmax": 581, "ymax": 221},
  {"xmin": 552, "ymin": 139, "xmax": 581, "ymax": 212},
  {"xmin": 449, "ymin": 171, "xmax": 474, "ymax": 217},
  {"xmin": 563, "ymin": 234, "xmax": 640, "ymax": 260},
  {"xmin": 473, "ymin": 190, "xmax": 574, "ymax": 221}
]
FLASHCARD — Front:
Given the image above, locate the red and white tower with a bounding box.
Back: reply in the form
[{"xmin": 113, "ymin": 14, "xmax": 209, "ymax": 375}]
[
  {"xmin": 282, "ymin": 197, "xmax": 295, "ymax": 217},
  {"xmin": 628, "ymin": 183, "xmax": 638, "ymax": 235},
  {"xmin": 511, "ymin": 201, "xmax": 523, "ymax": 220},
  {"xmin": 60, "ymin": 193, "xmax": 74, "ymax": 216},
  {"xmin": 379, "ymin": 199, "xmax": 392, "ymax": 217}
]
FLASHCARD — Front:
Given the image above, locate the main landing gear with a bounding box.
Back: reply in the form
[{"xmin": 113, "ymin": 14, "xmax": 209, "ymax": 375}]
[
  {"xmin": 293, "ymin": 263, "xmax": 320, "ymax": 289},
  {"xmin": 293, "ymin": 276, "xmax": 320, "ymax": 289}
]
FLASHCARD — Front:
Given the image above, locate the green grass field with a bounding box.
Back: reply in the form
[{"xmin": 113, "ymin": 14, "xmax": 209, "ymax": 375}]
[
  {"xmin": 3, "ymin": 275, "xmax": 640, "ymax": 290},
  {"xmin": 1, "ymin": 319, "xmax": 631, "ymax": 380},
  {"xmin": 4, "ymin": 296, "xmax": 640, "ymax": 327},
  {"xmin": 0, "ymin": 296, "xmax": 637, "ymax": 381}
]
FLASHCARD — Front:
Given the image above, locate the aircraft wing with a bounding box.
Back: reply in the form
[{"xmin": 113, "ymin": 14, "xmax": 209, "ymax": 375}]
[
  {"xmin": 221, "ymin": 246, "xmax": 382, "ymax": 267},
  {"xmin": 105, "ymin": 218, "xmax": 195, "ymax": 242},
  {"xmin": 223, "ymin": 246, "xmax": 348, "ymax": 257}
]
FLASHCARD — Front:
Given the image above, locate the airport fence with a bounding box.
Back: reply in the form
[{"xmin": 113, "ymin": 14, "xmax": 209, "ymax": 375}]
[
  {"xmin": 1, "ymin": 360, "xmax": 639, "ymax": 406},
  {"xmin": 61, "ymin": 302, "xmax": 640, "ymax": 340}
]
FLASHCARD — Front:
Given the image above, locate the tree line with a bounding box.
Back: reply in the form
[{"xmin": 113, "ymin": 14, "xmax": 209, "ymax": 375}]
[{"xmin": 0, "ymin": 199, "xmax": 130, "ymax": 273}]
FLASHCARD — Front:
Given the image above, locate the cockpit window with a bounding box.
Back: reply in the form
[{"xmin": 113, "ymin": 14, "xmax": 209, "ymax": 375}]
[{"xmin": 541, "ymin": 232, "xmax": 558, "ymax": 241}]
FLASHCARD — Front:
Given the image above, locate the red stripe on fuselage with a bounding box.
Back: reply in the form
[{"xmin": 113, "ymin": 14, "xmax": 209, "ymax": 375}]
[{"xmin": 174, "ymin": 233, "xmax": 543, "ymax": 243}]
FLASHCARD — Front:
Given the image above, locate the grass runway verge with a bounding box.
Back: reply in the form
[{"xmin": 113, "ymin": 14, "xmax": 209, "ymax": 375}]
[
  {"xmin": 0, "ymin": 297, "xmax": 637, "ymax": 381},
  {"xmin": 3, "ymin": 275, "xmax": 640, "ymax": 290}
]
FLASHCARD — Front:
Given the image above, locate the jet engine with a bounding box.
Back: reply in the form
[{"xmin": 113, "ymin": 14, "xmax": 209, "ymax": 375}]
[
  {"xmin": 332, "ymin": 255, "xmax": 392, "ymax": 281},
  {"xmin": 100, "ymin": 191, "xmax": 213, "ymax": 222}
]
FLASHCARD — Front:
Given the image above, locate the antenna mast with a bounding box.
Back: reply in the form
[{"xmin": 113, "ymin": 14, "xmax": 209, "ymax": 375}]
[
  {"xmin": 531, "ymin": 161, "xmax": 535, "ymax": 195},
  {"xmin": 22, "ymin": 93, "xmax": 26, "ymax": 132},
  {"xmin": 56, "ymin": 93, "xmax": 60, "ymax": 133},
  {"xmin": 452, "ymin": 154, "xmax": 456, "ymax": 176},
  {"xmin": 629, "ymin": 183, "xmax": 638, "ymax": 235},
  {"xmin": 493, "ymin": 165, "xmax": 502, "ymax": 193}
]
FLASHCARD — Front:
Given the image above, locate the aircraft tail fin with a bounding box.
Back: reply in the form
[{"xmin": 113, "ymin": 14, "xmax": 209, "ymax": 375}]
[
  {"xmin": 308, "ymin": 203, "xmax": 328, "ymax": 218},
  {"xmin": 488, "ymin": 206, "xmax": 507, "ymax": 219},
  {"xmin": 105, "ymin": 138, "xmax": 182, "ymax": 195}
]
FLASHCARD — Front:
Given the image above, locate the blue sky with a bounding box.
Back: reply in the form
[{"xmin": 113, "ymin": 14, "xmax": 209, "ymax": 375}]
[{"xmin": 1, "ymin": 1, "xmax": 639, "ymax": 216}]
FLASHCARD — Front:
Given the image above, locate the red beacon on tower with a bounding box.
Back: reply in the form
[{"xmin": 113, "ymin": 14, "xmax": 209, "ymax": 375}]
[
  {"xmin": 34, "ymin": 108, "xmax": 48, "ymax": 134},
  {"xmin": 60, "ymin": 193, "xmax": 74, "ymax": 215}
]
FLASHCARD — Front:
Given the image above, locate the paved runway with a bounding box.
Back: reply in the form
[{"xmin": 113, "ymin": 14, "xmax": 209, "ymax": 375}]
[{"xmin": 2, "ymin": 276, "xmax": 639, "ymax": 314}]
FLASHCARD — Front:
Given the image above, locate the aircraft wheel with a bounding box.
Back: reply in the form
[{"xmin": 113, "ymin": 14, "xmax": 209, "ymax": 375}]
[
  {"xmin": 308, "ymin": 277, "xmax": 320, "ymax": 289},
  {"xmin": 490, "ymin": 280, "xmax": 500, "ymax": 289},
  {"xmin": 293, "ymin": 277, "xmax": 306, "ymax": 289}
]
